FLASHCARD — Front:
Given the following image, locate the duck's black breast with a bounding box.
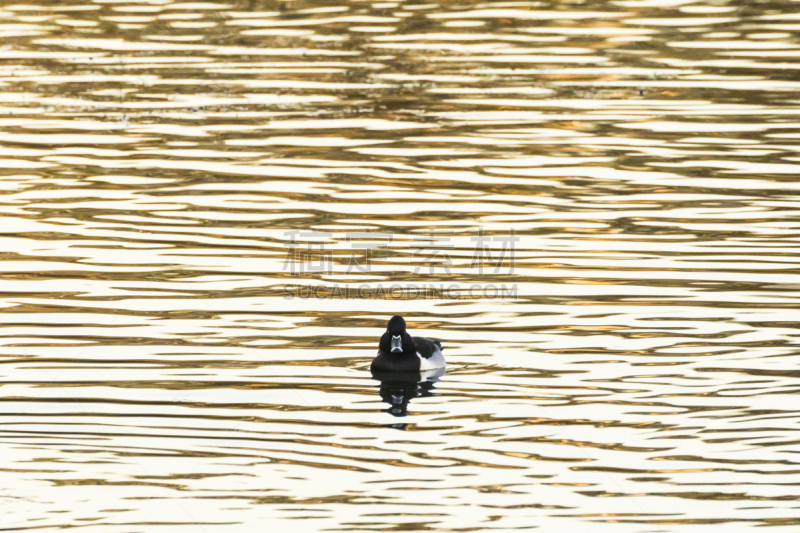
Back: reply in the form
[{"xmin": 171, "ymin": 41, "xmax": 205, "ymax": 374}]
[{"xmin": 371, "ymin": 351, "xmax": 421, "ymax": 373}]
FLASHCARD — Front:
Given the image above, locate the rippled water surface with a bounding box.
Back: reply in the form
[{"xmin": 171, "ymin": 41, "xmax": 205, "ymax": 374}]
[{"xmin": 4, "ymin": 0, "xmax": 800, "ymax": 531}]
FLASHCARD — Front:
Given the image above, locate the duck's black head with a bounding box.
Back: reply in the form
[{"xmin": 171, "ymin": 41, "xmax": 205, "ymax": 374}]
[
  {"xmin": 380, "ymin": 315, "xmax": 414, "ymax": 355},
  {"xmin": 387, "ymin": 315, "xmax": 406, "ymax": 336}
]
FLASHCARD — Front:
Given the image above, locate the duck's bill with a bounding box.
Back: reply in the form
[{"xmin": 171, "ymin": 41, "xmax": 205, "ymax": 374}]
[{"xmin": 391, "ymin": 335, "xmax": 403, "ymax": 353}]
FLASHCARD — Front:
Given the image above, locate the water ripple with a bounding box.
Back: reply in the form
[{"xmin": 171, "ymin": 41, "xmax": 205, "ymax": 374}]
[{"xmin": 2, "ymin": 0, "xmax": 800, "ymax": 531}]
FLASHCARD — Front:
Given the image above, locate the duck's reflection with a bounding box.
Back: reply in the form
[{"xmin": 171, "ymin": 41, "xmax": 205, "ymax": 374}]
[{"xmin": 372, "ymin": 368, "xmax": 446, "ymax": 417}]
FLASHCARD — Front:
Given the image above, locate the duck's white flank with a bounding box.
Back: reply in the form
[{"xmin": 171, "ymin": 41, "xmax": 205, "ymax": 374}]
[{"xmin": 418, "ymin": 349, "xmax": 446, "ymax": 371}]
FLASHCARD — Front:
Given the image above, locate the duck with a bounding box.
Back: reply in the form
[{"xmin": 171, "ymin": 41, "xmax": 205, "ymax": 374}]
[{"xmin": 370, "ymin": 315, "xmax": 445, "ymax": 374}]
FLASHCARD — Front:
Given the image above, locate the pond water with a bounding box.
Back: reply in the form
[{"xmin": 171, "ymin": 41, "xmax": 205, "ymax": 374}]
[{"xmin": 3, "ymin": 0, "xmax": 800, "ymax": 531}]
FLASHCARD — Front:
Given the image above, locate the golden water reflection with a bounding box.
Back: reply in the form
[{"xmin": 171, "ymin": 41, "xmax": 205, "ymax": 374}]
[{"xmin": 2, "ymin": 0, "xmax": 800, "ymax": 531}]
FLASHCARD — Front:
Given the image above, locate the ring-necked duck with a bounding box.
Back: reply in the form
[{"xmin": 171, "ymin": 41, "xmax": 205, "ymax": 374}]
[{"xmin": 371, "ymin": 315, "xmax": 445, "ymax": 373}]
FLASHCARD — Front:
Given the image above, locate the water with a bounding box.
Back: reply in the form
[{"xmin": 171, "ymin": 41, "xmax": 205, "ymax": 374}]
[{"xmin": 3, "ymin": 0, "xmax": 800, "ymax": 531}]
